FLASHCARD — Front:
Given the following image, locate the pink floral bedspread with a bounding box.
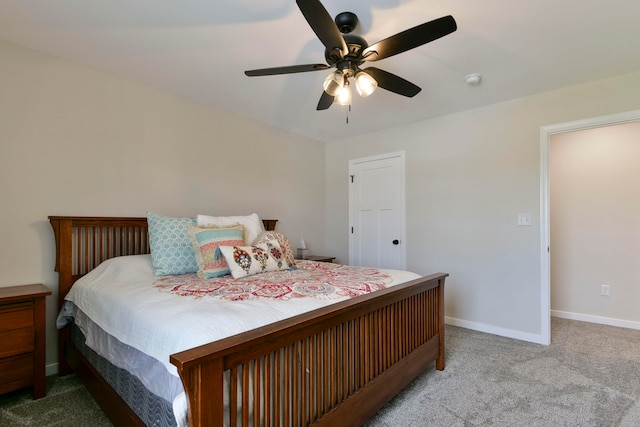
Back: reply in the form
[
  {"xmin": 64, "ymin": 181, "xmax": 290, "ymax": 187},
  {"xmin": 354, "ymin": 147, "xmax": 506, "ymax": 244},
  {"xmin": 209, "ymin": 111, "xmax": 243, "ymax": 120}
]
[{"xmin": 153, "ymin": 260, "xmax": 392, "ymax": 301}]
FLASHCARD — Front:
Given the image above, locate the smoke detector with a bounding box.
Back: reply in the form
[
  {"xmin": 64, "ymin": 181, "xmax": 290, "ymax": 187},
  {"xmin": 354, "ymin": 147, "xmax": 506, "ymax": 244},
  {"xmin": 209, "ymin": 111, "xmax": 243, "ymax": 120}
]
[{"xmin": 465, "ymin": 73, "xmax": 482, "ymax": 86}]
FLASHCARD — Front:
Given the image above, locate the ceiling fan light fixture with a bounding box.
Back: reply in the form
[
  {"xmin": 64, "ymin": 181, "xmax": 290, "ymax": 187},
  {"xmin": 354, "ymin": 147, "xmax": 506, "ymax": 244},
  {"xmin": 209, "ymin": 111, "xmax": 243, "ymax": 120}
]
[
  {"xmin": 354, "ymin": 70, "xmax": 378, "ymax": 97},
  {"xmin": 323, "ymin": 70, "xmax": 344, "ymax": 96},
  {"xmin": 335, "ymin": 79, "xmax": 352, "ymax": 106},
  {"xmin": 244, "ymin": 2, "xmax": 458, "ymax": 112}
]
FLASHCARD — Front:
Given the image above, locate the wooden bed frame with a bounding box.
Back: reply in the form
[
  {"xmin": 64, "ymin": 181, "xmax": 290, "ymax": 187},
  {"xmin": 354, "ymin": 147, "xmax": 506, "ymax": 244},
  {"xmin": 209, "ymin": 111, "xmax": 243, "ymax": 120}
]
[{"xmin": 49, "ymin": 216, "xmax": 447, "ymax": 427}]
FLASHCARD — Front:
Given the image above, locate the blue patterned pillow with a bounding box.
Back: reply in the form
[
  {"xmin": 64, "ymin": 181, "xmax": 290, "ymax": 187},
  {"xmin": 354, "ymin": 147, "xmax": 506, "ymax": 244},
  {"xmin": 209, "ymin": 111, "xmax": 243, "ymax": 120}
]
[{"xmin": 147, "ymin": 212, "xmax": 198, "ymax": 276}]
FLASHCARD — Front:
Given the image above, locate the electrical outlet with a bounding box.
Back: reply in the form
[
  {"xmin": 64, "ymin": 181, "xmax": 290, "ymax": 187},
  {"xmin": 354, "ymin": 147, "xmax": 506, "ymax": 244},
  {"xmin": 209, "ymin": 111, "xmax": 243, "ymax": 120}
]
[{"xmin": 600, "ymin": 284, "xmax": 610, "ymax": 296}]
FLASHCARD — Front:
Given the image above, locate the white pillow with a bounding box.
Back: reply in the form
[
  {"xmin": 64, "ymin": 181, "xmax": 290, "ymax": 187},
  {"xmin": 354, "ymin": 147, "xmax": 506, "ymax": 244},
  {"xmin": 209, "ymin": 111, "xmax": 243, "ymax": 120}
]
[{"xmin": 196, "ymin": 213, "xmax": 264, "ymax": 245}]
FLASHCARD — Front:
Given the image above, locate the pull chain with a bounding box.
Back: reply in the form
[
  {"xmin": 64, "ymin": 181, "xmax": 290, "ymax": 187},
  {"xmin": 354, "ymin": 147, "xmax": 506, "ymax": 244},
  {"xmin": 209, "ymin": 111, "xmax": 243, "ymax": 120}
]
[{"xmin": 346, "ymin": 104, "xmax": 351, "ymax": 124}]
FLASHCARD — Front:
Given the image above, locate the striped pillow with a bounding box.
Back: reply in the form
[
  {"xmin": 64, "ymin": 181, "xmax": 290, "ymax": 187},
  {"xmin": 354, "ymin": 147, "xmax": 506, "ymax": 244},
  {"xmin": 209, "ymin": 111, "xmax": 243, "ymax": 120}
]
[{"xmin": 188, "ymin": 225, "xmax": 245, "ymax": 279}]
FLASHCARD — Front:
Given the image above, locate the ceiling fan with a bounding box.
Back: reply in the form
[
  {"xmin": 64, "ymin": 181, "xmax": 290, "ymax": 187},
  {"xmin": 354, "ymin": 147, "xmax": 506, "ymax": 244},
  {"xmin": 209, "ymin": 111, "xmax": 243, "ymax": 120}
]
[{"xmin": 244, "ymin": 0, "xmax": 457, "ymax": 110}]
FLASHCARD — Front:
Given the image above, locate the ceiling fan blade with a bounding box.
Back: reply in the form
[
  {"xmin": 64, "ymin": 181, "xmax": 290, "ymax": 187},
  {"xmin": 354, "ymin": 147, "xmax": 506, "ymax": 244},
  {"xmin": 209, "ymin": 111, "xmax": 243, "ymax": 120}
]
[
  {"xmin": 364, "ymin": 67, "xmax": 421, "ymax": 97},
  {"xmin": 245, "ymin": 64, "xmax": 330, "ymax": 76},
  {"xmin": 296, "ymin": 0, "xmax": 348, "ymax": 58},
  {"xmin": 317, "ymin": 90, "xmax": 334, "ymax": 110},
  {"xmin": 362, "ymin": 15, "xmax": 457, "ymax": 62}
]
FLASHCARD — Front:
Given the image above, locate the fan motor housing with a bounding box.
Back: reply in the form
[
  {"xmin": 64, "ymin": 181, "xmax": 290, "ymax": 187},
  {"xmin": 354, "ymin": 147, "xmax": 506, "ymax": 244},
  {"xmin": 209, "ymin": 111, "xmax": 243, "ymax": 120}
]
[
  {"xmin": 325, "ymin": 34, "xmax": 368, "ymax": 65},
  {"xmin": 335, "ymin": 11, "xmax": 358, "ymax": 34},
  {"xmin": 324, "ymin": 13, "xmax": 368, "ymax": 65}
]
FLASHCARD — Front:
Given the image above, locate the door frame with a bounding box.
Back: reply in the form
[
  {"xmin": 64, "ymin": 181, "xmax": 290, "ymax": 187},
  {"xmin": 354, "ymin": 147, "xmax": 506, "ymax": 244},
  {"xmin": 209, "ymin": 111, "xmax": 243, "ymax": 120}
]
[
  {"xmin": 349, "ymin": 151, "xmax": 406, "ymax": 268},
  {"xmin": 539, "ymin": 108, "xmax": 640, "ymax": 345}
]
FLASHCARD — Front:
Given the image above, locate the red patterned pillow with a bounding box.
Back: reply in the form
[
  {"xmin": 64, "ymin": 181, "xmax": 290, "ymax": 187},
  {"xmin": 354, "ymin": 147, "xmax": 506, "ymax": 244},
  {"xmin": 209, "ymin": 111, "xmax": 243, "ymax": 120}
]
[
  {"xmin": 252, "ymin": 231, "xmax": 296, "ymax": 267},
  {"xmin": 217, "ymin": 240, "xmax": 290, "ymax": 279}
]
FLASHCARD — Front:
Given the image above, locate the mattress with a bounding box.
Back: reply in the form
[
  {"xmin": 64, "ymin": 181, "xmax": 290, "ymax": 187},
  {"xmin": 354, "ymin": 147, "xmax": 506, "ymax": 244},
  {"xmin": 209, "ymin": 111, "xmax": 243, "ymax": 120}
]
[{"xmin": 57, "ymin": 254, "xmax": 421, "ymax": 425}]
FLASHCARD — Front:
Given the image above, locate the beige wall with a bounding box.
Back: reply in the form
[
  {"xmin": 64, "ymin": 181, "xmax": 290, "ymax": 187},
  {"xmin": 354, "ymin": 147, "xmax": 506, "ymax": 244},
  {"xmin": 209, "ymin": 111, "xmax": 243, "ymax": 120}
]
[
  {"xmin": 3, "ymin": 34, "xmax": 639, "ymax": 372},
  {"xmin": 550, "ymin": 122, "xmax": 640, "ymax": 324},
  {"xmin": 325, "ymin": 70, "xmax": 640, "ymax": 341},
  {"xmin": 0, "ymin": 39, "xmax": 326, "ymax": 372}
]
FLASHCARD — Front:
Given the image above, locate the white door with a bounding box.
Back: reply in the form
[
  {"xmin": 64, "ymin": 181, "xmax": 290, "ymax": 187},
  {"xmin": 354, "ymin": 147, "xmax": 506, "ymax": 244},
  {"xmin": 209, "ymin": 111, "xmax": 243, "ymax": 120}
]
[{"xmin": 349, "ymin": 152, "xmax": 406, "ymax": 269}]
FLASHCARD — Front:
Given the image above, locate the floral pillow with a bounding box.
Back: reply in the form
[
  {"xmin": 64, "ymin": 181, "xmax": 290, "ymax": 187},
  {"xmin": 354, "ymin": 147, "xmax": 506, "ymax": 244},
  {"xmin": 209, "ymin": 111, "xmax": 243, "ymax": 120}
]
[
  {"xmin": 217, "ymin": 240, "xmax": 290, "ymax": 279},
  {"xmin": 188, "ymin": 225, "xmax": 245, "ymax": 279},
  {"xmin": 252, "ymin": 231, "xmax": 296, "ymax": 267}
]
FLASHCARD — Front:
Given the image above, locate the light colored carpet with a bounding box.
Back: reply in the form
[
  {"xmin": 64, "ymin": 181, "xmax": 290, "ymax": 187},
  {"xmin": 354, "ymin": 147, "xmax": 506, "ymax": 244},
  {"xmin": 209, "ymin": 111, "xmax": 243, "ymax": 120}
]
[
  {"xmin": 366, "ymin": 318, "xmax": 640, "ymax": 426},
  {"xmin": 1, "ymin": 318, "xmax": 638, "ymax": 426}
]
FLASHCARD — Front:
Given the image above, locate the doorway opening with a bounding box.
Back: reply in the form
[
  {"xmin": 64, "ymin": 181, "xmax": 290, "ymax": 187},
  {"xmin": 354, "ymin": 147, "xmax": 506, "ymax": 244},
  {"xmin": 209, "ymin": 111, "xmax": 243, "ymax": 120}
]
[{"xmin": 539, "ymin": 109, "xmax": 640, "ymax": 344}]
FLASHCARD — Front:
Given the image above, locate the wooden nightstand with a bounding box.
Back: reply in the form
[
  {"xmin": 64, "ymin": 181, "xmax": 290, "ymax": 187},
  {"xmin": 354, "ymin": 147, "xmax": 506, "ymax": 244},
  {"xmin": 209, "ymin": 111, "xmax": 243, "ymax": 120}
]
[
  {"xmin": 0, "ymin": 284, "xmax": 51, "ymax": 399},
  {"xmin": 300, "ymin": 256, "xmax": 336, "ymax": 263}
]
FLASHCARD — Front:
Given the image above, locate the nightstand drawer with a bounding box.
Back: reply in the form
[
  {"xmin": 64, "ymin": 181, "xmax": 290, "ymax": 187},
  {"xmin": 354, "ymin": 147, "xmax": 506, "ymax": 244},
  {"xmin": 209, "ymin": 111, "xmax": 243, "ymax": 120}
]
[
  {"xmin": 0, "ymin": 328, "xmax": 34, "ymax": 358},
  {"xmin": 0, "ymin": 354, "xmax": 34, "ymax": 394},
  {"xmin": 0, "ymin": 284, "xmax": 51, "ymax": 399},
  {"xmin": 0, "ymin": 302, "xmax": 34, "ymax": 332}
]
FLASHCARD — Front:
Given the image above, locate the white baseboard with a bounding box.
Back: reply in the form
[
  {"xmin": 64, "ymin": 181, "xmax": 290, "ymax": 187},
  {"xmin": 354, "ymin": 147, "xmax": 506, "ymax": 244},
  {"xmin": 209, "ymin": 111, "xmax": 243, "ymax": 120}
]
[
  {"xmin": 445, "ymin": 316, "xmax": 548, "ymax": 345},
  {"xmin": 445, "ymin": 312, "xmax": 640, "ymax": 346},
  {"xmin": 551, "ymin": 310, "xmax": 640, "ymax": 330},
  {"xmin": 46, "ymin": 362, "xmax": 59, "ymax": 377}
]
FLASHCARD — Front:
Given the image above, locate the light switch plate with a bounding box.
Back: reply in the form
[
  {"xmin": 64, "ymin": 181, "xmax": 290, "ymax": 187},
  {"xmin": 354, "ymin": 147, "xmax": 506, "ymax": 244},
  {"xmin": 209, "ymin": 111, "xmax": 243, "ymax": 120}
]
[{"xmin": 517, "ymin": 213, "xmax": 532, "ymax": 226}]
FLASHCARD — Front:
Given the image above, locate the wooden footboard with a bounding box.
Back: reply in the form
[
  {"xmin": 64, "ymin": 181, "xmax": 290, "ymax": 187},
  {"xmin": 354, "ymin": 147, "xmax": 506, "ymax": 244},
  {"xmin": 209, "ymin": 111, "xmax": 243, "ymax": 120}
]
[
  {"xmin": 171, "ymin": 272, "xmax": 446, "ymax": 427},
  {"xmin": 49, "ymin": 216, "xmax": 446, "ymax": 427}
]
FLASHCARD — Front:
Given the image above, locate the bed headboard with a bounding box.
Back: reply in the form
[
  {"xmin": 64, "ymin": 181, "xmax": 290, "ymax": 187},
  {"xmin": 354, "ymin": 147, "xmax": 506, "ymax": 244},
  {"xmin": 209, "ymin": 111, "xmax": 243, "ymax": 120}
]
[{"xmin": 49, "ymin": 216, "xmax": 277, "ymax": 309}]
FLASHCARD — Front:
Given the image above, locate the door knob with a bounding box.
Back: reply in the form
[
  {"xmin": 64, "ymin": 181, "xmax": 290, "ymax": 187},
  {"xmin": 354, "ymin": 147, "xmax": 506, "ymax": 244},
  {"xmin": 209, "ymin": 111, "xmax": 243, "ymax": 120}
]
[{"xmin": 392, "ymin": 239, "xmax": 399, "ymax": 245}]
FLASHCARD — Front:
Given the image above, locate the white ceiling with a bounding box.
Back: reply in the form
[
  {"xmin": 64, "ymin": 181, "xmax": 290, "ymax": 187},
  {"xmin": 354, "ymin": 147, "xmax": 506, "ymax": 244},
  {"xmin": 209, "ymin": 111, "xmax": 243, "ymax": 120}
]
[{"xmin": 1, "ymin": 0, "xmax": 639, "ymax": 143}]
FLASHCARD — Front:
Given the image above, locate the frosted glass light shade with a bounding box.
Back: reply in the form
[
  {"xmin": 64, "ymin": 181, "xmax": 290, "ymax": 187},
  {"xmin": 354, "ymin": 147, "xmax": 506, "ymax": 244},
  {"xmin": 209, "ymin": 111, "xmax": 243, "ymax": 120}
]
[
  {"xmin": 336, "ymin": 80, "xmax": 352, "ymax": 105},
  {"xmin": 323, "ymin": 71, "xmax": 344, "ymax": 96},
  {"xmin": 355, "ymin": 71, "xmax": 377, "ymax": 97}
]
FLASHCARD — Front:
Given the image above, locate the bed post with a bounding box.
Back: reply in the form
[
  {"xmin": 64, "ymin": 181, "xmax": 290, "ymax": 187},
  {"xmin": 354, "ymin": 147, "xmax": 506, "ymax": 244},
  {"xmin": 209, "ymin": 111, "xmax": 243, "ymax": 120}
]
[
  {"xmin": 436, "ymin": 274, "xmax": 446, "ymax": 371},
  {"xmin": 173, "ymin": 358, "xmax": 225, "ymax": 427},
  {"xmin": 49, "ymin": 217, "xmax": 74, "ymax": 375}
]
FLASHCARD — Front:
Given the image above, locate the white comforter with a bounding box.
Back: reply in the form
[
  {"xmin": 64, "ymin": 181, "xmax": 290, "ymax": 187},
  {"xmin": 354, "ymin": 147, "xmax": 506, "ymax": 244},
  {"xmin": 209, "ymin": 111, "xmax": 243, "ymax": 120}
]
[{"xmin": 63, "ymin": 254, "xmax": 420, "ymax": 379}]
